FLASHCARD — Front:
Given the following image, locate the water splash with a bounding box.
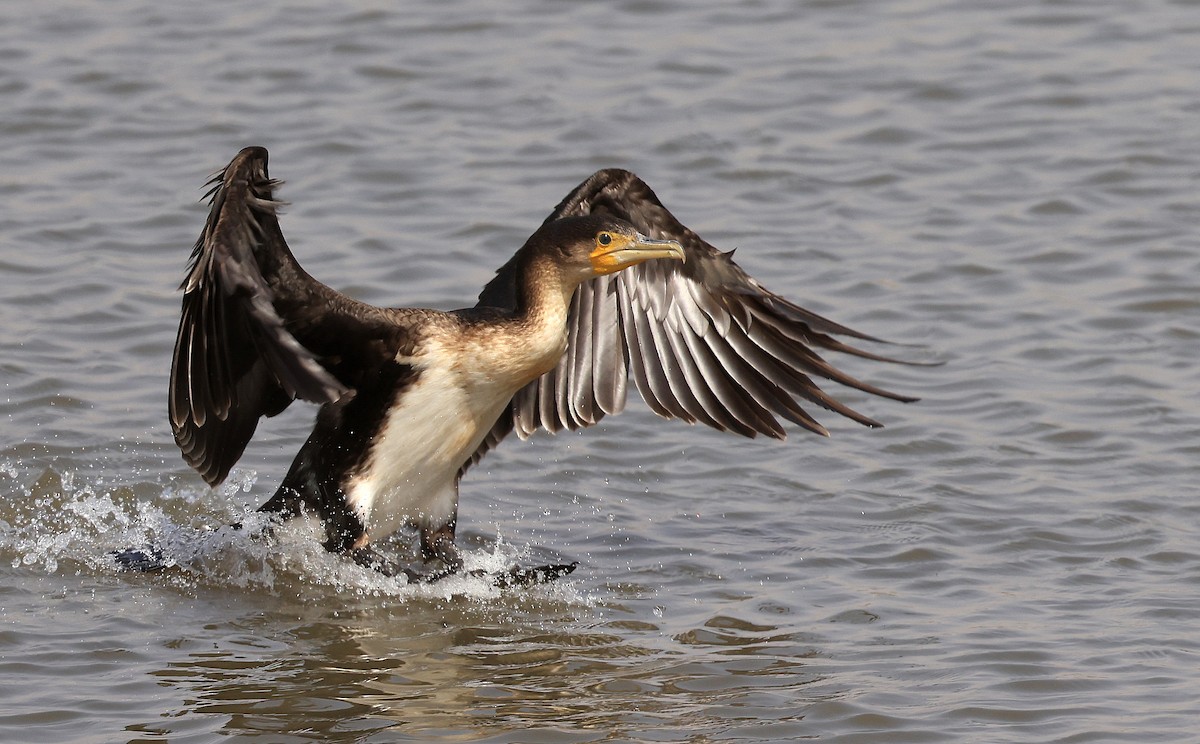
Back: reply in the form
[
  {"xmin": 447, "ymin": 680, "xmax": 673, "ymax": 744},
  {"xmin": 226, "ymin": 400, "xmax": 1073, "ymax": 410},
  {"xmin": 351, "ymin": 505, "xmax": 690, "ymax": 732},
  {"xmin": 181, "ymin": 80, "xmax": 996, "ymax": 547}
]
[{"xmin": 0, "ymin": 463, "xmax": 590, "ymax": 606}]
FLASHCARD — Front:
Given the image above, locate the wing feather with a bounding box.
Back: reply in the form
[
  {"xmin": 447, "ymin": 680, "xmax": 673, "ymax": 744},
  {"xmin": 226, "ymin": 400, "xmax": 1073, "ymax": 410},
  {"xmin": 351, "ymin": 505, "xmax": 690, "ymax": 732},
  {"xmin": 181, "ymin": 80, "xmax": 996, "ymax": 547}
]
[
  {"xmin": 569, "ymin": 279, "xmax": 596, "ymax": 425},
  {"xmin": 463, "ymin": 168, "xmax": 923, "ymax": 475},
  {"xmin": 676, "ymin": 327, "xmax": 768, "ymax": 437},
  {"xmin": 591, "ymin": 275, "xmax": 627, "ymax": 416},
  {"xmin": 170, "ymin": 146, "xmax": 401, "ymax": 486},
  {"xmin": 617, "ymin": 276, "xmax": 672, "ymax": 419}
]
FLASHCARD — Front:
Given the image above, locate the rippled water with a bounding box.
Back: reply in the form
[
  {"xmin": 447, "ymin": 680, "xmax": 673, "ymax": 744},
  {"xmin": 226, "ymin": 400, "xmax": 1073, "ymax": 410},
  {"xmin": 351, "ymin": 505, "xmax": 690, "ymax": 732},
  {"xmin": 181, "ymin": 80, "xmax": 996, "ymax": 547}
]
[{"xmin": 2, "ymin": 1, "xmax": 1199, "ymax": 741}]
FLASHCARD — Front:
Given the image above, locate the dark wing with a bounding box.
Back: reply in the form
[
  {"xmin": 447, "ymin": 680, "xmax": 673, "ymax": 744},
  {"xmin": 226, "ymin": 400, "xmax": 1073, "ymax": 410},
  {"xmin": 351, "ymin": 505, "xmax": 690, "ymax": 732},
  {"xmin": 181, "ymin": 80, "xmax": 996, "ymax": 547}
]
[
  {"xmin": 170, "ymin": 146, "xmax": 400, "ymax": 486},
  {"xmin": 466, "ymin": 168, "xmax": 918, "ymax": 473}
]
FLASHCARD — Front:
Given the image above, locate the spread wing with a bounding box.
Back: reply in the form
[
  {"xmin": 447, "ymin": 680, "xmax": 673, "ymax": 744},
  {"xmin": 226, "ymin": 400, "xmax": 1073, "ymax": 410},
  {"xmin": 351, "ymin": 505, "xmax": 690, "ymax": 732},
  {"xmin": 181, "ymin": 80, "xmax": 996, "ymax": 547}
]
[
  {"xmin": 465, "ymin": 169, "xmax": 918, "ymax": 473},
  {"xmin": 170, "ymin": 146, "xmax": 403, "ymax": 486}
]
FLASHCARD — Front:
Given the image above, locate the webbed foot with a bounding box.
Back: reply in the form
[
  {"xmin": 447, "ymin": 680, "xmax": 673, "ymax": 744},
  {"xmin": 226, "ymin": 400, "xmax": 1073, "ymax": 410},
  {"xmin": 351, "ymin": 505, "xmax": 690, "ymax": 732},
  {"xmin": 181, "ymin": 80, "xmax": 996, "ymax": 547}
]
[
  {"xmin": 111, "ymin": 522, "xmax": 273, "ymax": 573},
  {"xmin": 485, "ymin": 561, "xmax": 578, "ymax": 588},
  {"xmin": 349, "ymin": 547, "xmax": 577, "ymax": 587},
  {"xmin": 111, "ymin": 545, "xmax": 168, "ymax": 571}
]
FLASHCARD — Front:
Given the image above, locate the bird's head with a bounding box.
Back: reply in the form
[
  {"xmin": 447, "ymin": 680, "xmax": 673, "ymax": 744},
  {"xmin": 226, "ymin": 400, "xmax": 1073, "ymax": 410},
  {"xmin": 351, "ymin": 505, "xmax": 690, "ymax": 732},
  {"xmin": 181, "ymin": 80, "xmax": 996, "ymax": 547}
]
[{"xmin": 536, "ymin": 215, "xmax": 685, "ymax": 282}]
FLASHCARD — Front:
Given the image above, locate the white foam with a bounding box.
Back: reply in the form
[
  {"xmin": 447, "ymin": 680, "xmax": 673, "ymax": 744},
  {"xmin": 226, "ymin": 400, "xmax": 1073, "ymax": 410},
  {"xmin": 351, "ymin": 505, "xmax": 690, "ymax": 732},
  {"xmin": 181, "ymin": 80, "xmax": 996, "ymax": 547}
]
[{"xmin": 0, "ymin": 464, "xmax": 593, "ymax": 607}]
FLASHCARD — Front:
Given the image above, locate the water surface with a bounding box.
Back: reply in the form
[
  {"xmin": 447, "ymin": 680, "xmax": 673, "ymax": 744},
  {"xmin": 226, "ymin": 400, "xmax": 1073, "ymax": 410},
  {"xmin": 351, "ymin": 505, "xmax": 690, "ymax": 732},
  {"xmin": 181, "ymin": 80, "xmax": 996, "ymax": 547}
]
[{"xmin": 2, "ymin": 1, "xmax": 1199, "ymax": 742}]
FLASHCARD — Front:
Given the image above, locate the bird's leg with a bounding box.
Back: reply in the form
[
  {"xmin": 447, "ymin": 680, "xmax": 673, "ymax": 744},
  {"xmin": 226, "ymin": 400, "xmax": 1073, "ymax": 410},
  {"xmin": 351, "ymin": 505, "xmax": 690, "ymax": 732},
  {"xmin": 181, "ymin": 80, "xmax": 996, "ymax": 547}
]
[
  {"xmin": 257, "ymin": 485, "xmax": 304, "ymax": 521},
  {"xmin": 417, "ymin": 520, "xmax": 464, "ymax": 582},
  {"xmin": 418, "ymin": 519, "xmax": 579, "ymax": 587},
  {"xmin": 348, "ymin": 545, "xmax": 421, "ymax": 582},
  {"xmin": 341, "ymin": 521, "xmax": 461, "ymax": 584},
  {"xmin": 344, "ymin": 519, "xmax": 577, "ymax": 588}
]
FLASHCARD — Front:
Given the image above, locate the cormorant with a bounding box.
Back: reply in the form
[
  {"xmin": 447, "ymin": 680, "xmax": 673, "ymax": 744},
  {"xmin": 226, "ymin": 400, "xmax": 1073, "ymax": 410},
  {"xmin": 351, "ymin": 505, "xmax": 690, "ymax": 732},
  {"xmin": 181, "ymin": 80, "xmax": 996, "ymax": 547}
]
[{"xmin": 156, "ymin": 146, "xmax": 916, "ymax": 584}]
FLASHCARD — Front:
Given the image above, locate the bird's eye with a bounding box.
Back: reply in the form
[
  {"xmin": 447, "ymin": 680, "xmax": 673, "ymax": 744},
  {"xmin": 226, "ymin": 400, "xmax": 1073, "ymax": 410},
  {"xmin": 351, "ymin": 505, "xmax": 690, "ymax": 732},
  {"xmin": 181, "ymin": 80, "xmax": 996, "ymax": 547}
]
[{"xmin": 597, "ymin": 232, "xmax": 612, "ymax": 246}]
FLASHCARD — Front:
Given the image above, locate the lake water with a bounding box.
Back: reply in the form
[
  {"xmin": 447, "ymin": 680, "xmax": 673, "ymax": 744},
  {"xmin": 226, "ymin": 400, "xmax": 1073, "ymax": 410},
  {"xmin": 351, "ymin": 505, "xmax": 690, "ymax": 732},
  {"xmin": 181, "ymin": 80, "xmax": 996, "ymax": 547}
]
[{"xmin": 2, "ymin": 1, "xmax": 1198, "ymax": 742}]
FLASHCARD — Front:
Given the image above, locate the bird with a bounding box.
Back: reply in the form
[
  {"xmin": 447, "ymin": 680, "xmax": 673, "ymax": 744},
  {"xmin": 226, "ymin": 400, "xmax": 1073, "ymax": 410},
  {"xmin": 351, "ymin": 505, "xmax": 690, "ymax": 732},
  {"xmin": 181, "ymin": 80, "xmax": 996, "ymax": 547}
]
[{"xmin": 156, "ymin": 145, "xmax": 917, "ymax": 585}]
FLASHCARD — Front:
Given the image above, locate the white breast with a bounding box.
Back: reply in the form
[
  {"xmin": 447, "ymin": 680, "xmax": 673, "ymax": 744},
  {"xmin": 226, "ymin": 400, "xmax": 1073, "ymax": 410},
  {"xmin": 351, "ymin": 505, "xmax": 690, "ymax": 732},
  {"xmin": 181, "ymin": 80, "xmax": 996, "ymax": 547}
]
[{"xmin": 344, "ymin": 312, "xmax": 568, "ymax": 541}]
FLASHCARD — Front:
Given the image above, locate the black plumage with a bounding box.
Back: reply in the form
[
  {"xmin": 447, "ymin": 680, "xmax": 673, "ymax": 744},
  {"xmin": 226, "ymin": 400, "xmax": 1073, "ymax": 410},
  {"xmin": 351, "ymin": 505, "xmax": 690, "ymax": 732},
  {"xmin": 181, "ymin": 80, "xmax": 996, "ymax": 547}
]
[{"xmin": 164, "ymin": 146, "xmax": 917, "ymax": 581}]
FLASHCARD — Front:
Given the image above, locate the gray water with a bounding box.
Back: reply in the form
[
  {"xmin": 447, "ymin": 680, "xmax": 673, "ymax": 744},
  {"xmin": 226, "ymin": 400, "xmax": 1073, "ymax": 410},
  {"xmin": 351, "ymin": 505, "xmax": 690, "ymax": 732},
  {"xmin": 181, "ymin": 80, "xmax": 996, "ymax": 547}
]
[{"xmin": 2, "ymin": 1, "xmax": 1198, "ymax": 741}]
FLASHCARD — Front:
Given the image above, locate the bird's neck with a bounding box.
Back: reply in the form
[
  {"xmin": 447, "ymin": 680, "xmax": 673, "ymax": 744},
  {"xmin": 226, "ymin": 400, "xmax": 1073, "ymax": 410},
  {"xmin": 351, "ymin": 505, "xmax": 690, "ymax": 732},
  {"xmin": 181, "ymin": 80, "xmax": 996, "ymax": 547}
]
[
  {"xmin": 515, "ymin": 251, "xmax": 577, "ymax": 315},
  {"xmin": 505, "ymin": 252, "xmax": 579, "ymax": 379}
]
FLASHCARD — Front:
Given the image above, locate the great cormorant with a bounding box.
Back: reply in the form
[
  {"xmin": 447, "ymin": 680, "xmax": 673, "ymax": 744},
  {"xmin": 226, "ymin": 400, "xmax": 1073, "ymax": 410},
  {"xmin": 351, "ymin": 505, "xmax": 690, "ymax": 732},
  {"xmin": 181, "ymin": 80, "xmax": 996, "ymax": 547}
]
[{"xmin": 155, "ymin": 146, "xmax": 916, "ymax": 584}]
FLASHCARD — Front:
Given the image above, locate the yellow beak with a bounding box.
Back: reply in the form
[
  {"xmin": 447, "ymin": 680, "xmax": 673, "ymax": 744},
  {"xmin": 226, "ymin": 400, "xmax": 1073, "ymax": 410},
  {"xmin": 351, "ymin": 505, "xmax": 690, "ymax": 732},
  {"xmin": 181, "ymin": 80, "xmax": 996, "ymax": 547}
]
[{"xmin": 590, "ymin": 232, "xmax": 686, "ymax": 275}]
